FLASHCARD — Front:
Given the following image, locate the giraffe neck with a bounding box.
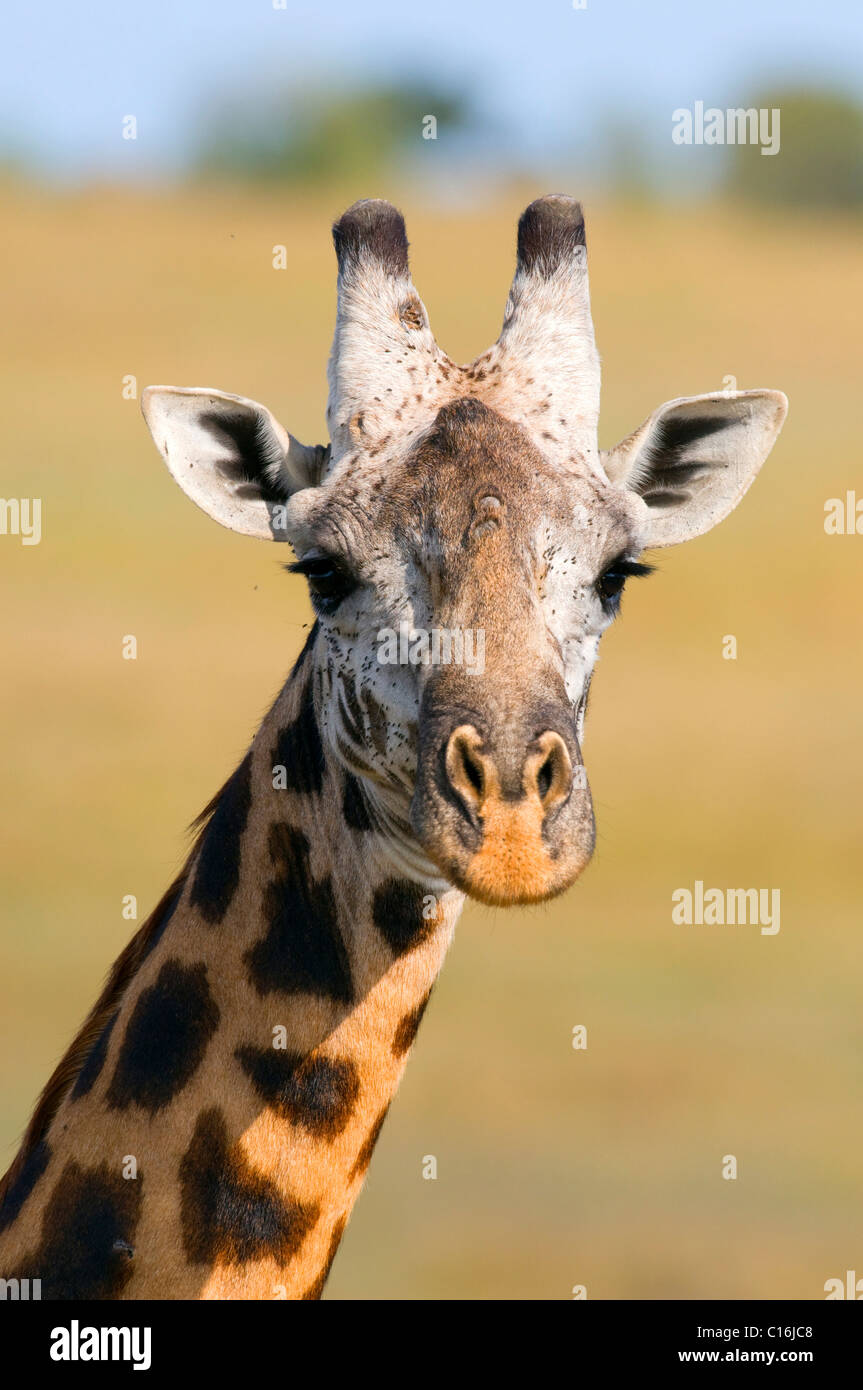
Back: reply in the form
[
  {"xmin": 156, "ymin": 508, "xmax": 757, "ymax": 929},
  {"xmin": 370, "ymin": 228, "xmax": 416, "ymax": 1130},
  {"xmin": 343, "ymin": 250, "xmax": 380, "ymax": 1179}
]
[{"xmin": 0, "ymin": 630, "xmax": 463, "ymax": 1299}]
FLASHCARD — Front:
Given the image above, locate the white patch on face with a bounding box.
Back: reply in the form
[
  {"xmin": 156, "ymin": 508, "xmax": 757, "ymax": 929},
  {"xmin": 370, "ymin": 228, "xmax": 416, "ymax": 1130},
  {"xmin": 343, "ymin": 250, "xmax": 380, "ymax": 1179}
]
[
  {"xmin": 536, "ymin": 487, "xmax": 644, "ymax": 739},
  {"xmin": 541, "ymin": 551, "xmax": 605, "ymax": 726},
  {"xmin": 314, "ymin": 561, "xmax": 426, "ymax": 800},
  {"xmin": 311, "ymin": 565, "xmax": 456, "ymax": 892}
]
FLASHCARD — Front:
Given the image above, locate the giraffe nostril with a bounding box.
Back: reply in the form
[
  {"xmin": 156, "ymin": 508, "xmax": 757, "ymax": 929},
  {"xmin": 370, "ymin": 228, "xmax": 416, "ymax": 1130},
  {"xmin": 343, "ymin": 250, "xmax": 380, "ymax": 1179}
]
[
  {"xmin": 444, "ymin": 726, "xmax": 490, "ymax": 816},
  {"xmin": 442, "ymin": 725, "xmax": 574, "ymax": 822},
  {"xmin": 537, "ymin": 755, "xmax": 554, "ymax": 801},
  {"xmin": 528, "ymin": 732, "xmax": 572, "ymax": 813},
  {"xmin": 461, "ymin": 747, "xmax": 484, "ymax": 797}
]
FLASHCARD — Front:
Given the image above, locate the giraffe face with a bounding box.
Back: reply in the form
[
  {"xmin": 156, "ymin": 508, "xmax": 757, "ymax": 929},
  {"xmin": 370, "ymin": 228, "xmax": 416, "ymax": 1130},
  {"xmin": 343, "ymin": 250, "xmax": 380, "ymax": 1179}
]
[
  {"xmin": 281, "ymin": 395, "xmax": 648, "ymax": 903},
  {"xmin": 142, "ymin": 197, "xmax": 787, "ymax": 905}
]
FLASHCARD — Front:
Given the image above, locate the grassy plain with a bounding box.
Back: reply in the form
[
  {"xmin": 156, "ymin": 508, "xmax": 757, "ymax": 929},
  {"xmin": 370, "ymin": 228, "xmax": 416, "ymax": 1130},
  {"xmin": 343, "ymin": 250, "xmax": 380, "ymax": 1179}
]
[{"xmin": 0, "ymin": 181, "xmax": 860, "ymax": 1297}]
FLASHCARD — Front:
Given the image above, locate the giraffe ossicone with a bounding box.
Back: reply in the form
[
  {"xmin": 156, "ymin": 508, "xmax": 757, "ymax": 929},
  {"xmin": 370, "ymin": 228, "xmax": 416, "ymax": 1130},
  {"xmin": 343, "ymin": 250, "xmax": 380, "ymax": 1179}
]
[{"xmin": 0, "ymin": 197, "xmax": 787, "ymax": 1299}]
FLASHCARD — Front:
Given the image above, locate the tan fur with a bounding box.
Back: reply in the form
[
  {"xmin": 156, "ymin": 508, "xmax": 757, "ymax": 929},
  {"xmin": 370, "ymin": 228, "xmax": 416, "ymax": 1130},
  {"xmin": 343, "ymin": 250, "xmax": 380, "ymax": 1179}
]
[
  {"xmin": 465, "ymin": 794, "xmax": 559, "ymax": 906},
  {"xmin": 0, "ymin": 652, "xmax": 460, "ymax": 1298}
]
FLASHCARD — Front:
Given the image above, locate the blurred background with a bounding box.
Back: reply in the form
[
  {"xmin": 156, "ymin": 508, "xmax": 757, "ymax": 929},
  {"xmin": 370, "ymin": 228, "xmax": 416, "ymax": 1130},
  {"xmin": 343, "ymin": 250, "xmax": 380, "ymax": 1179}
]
[{"xmin": 0, "ymin": 0, "xmax": 861, "ymax": 1299}]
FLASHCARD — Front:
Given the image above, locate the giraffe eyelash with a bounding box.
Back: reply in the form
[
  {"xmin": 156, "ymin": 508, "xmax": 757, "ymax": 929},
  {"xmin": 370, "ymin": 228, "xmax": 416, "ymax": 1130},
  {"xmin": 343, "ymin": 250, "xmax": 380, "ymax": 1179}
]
[
  {"xmin": 596, "ymin": 555, "xmax": 655, "ymax": 610},
  {"xmin": 605, "ymin": 558, "xmax": 655, "ymax": 580},
  {"xmin": 285, "ymin": 553, "xmax": 358, "ymax": 613}
]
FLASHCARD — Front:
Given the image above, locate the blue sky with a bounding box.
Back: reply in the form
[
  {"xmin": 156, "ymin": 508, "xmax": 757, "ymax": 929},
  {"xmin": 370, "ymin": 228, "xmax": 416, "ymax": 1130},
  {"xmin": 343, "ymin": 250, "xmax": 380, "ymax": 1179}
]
[{"xmin": 2, "ymin": 0, "xmax": 861, "ymax": 180}]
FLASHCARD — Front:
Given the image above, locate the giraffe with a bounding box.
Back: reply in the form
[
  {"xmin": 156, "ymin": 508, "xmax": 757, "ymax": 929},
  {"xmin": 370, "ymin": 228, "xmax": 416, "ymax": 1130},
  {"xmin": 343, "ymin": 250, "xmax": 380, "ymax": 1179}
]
[{"xmin": 0, "ymin": 197, "xmax": 787, "ymax": 1299}]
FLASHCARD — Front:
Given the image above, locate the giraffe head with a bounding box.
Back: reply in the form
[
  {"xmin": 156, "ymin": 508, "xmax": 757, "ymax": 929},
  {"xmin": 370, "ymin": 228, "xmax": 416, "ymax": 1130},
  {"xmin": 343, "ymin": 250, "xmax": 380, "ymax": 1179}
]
[{"xmin": 142, "ymin": 197, "xmax": 787, "ymax": 906}]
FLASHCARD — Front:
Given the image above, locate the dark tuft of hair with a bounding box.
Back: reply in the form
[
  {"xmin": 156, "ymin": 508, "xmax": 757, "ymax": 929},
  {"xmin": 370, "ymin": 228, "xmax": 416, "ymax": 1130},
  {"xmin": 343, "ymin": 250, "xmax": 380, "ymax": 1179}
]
[
  {"xmin": 516, "ymin": 195, "xmax": 586, "ymax": 278},
  {"xmin": 332, "ymin": 199, "xmax": 409, "ymax": 277}
]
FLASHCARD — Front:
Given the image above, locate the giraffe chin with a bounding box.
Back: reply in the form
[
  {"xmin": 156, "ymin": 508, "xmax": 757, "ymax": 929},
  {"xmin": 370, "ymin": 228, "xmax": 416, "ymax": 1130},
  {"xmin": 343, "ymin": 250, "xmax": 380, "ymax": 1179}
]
[{"xmin": 453, "ymin": 860, "xmax": 586, "ymax": 908}]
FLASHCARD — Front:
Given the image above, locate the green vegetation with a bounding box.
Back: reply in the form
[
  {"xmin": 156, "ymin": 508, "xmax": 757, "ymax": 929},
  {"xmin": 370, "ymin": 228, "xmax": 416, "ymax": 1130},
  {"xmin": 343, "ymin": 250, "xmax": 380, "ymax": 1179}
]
[
  {"xmin": 196, "ymin": 83, "xmax": 469, "ymax": 185},
  {"xmin": 726, "ymin": 88, "xmax": 863, "ymax": 209}
]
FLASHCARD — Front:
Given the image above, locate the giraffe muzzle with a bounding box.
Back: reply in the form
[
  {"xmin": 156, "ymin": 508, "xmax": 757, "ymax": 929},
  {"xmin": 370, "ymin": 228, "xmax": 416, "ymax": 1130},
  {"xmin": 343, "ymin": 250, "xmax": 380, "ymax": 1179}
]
[{"xmin": 411, "ymin": 713, "xmax": 596, "ymax": 906}]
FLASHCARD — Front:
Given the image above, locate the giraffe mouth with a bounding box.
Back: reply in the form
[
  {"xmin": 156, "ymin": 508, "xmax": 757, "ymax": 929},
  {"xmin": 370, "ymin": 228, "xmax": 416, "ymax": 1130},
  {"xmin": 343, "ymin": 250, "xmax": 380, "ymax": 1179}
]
[
  {"xmin": 450, "ymin": 795, "xmax": 593, "ymax": 906},
  {"xmin": 420, "ymin": 797, "xmax": 595, "ymax": 907},
  {"xmin": 436, "ymin": 834, "xmax": 592, "ymax": 911}
]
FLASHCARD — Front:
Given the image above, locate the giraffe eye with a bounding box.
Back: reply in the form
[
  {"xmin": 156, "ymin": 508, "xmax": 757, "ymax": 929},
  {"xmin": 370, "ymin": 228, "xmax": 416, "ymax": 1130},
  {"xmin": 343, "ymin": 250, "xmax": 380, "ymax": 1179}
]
[
  {"xmin": 596, "ymin": 556, "xmax": 654, "ymax": 612},
  {"xmin": 287, "ymin": 553, "xmax": 357, "ymax": 613},
  {"xmin": 598, "ymin": 568, "xmax": 627, "ymax": 600}
]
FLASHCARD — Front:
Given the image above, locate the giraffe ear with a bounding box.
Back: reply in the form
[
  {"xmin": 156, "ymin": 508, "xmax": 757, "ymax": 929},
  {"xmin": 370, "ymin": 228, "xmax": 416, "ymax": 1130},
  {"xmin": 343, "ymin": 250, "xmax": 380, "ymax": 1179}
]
[
  {"xmin": 601, "ymin": 390, "xmax": 788, "ymax": 548},
  {"xmin": 141, "ymin": 387, "xmax": 326, "ymax": 541}
]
